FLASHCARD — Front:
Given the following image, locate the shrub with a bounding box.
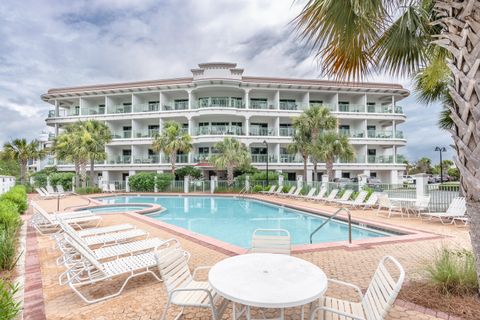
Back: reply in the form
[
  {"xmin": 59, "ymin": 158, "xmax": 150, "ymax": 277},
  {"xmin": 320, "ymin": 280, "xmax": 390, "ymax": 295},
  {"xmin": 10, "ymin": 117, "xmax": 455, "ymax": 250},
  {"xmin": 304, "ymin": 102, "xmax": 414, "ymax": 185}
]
[
  {"xmin": 0, "ymin": 279, "xmax": 21, "ymax": 320},
  {"xmin": 75, "ymin": 187, "xmax": 101, "ymax": 195},
  {"xmin": 156, "ymin": 173, "xmax": 174, "ymax": 192},
  {"xmin": 362, "ymin": 186, "xmax": 375, "ymax": 200},
  {"xmin": 31, "ymin": 171, "xmax": 48, "ymax": 188},
  {"xmin": 0, "ymin": 200, "xmax": 21, "ymax": 233},
  {"xmin": 129, "ymin": 172, "xmax": 156, "ymax": 192},
  {"xmin": 0, "ymin": 186, "xmax": 27, "ymax": 213},
  {"xmin": 175, "ymin": 166, "xmax": 202, "ymax": 180},
  {"xmin": 50, "ymin": 172, "xmax": 75, "ymax": 191},
  {"xmin": 426, "ymin": 248, "xmax": 478, "ymax": 295},
  {"xmin": 252, "ymin": 185, "xmax": 263, "ymax": 193}
]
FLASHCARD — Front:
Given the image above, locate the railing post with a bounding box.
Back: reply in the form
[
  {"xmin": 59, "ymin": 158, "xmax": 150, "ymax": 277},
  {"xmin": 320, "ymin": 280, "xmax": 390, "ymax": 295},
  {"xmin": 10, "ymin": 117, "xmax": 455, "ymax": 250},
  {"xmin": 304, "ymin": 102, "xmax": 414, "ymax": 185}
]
[
  {"xmin": 321, "ymin": 175, "xmax": 329, "ymax": 191},
  {"xmin": 414, "ymin": 173, "xmax": 428, "ymax": 200},
  {"xmin": 245, "ymin": 175, "xmax": 250, "ymax": 192},
  {"xmin": 154, "ymin": 175, "xmax": 158, "ymax": 193},
  {"xmin": 278, "ymin": 175, "xmax": 284, "ymax": 188},
  {"xmin": 210, "ymin": 176, "xmax": 216, "ymax": 194},
  {"xmin": 297, "ymin": 175, "xmax": 303, "ymax": 191},
  {"xmin": 72, "ymin": 176, "xmax": 75, "ymax": 193},
  {"xmin": 184, "ymin": 176, "xmax": 189, "ymax": 194},
  {"xmin": 126, "ymin": 177, "xmax": 130, "ymax": 193}
]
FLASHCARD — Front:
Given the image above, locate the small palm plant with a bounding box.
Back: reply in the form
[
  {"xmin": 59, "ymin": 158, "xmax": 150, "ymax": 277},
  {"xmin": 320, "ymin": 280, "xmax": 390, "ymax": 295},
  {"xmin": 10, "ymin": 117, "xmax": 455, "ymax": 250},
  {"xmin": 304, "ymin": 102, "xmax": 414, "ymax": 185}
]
[
  {"xmin": 209, "ymin": 137, "xmax": 250, "ymax": 188},
  {"xmin": 152, "ymin": 121, "xmax": 192, "ymax": 175},
  {"xmin": 82, "ymin": 120, "xmax": 112, "ymax": 187},
  {"xmin": 2, "ymin": 138, "xmax": 45, "ymax": 184}
]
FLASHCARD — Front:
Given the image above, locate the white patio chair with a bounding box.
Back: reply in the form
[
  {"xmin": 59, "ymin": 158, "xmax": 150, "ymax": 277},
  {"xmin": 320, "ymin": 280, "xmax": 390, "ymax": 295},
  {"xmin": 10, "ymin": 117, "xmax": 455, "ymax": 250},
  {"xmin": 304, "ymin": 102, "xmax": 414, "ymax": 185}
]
[
  {"xmin": 260, "ymin": 185, "xmax": 276, "ymax": 195},
  {"xmin": 421, "ymin": 197, "xmax": 466, "ymax": 224},
  {"xmin": 58, "ymin": 235, "xmax": 164, "ymax": 304},
  {"xmin": 299, "ymin": 188, "xmax": 317, "ymax": 199},
  {"xmin": 306, "ymin": 188, "xmax": 328, "ymax": 201},
  {"xmin": 101, "ymin": 183, "xmax": 109, "ymax": 193},
  {"xmin": 338, "ymin": 190, "xmax": 368, "ymax": 208},
  {"xmin": 327, "ymin": 189, "xmax": 353, "ymax": 205},
  {"xmin": 321, "ymin": 189, "xmax": 339, "ymax": 203},
  {"xmin": 56, "ymin": 184, "xmax": 73, "ymax": 195},
  {"xmin": 310, "ymin": 256, "xmax": 405, "ymax": 320},
  {"xmin": 109, "ymin": 183, "xmax": 116, "ymax": 193},
  {"xmin": 250, "ymin": 228, "xmax": 291, "ymax": 255},
  {"xmin": 376, "ymin": 194, "xmax": 404, "ymax": 218},
  {"xmin": 362, "ymin": 192, "xmax": 379, "ymax": 210},
  {"xmin": 409, "ymin": 195, "xmax": 431, "ymax": 216},
  {"xmin": 271, "ymin": 185, "xmax": 284, "ymax": 195},
  {"xmin": 278, "ymin": 186, "xmax": 296, "ymax": 198},
  {"xmin": 46, "ymin": 185, "xmax": 65, "ymax": 197},
  {"xmin": 35, "ymin": 188, "xmax": 56, "ymax": 199},
  {"xmin": 286, "ymin": 187, "xmax": 302, "ymax": 198},
  {"xmin": 156, "ymin": 247, "xmax": 227, "ymax": 320}
]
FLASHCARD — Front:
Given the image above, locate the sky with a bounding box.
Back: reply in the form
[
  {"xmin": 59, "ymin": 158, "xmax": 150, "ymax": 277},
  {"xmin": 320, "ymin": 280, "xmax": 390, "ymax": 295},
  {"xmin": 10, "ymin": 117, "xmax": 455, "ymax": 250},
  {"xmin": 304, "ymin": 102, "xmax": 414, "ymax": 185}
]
[{"xmin": 0, "ymin": 0, "xmax": 455, "ymax": 163}]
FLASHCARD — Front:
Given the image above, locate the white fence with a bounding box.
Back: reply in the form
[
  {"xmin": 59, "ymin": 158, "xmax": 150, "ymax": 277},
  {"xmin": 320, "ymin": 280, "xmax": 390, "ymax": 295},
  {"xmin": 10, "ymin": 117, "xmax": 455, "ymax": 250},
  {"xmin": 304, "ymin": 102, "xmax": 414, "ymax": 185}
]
[{"xmin": 0, "ymin": 175, "xmax": 16, "ymax": 194}]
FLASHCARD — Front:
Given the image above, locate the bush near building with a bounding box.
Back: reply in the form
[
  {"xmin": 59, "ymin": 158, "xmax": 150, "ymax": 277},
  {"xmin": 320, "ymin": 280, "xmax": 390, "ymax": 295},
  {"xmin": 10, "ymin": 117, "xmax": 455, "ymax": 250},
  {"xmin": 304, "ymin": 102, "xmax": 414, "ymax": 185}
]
[{"xmin": 128, "ymin": 172, "xmax": 174, "ymax": 192}]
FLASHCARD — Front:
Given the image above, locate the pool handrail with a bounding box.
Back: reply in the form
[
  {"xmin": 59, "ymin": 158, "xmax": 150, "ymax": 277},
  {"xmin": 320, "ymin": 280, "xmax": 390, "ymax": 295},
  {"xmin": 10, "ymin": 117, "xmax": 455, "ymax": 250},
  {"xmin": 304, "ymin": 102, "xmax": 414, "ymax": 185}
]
[{"xmin": 309, "ymin": 207, "xmax": 351, "ymax": 244}]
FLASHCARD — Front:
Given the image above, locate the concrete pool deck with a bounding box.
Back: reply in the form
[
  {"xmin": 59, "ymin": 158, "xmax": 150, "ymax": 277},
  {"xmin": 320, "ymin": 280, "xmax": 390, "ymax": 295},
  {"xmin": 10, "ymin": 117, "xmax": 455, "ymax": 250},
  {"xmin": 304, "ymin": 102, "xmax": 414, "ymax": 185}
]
[{"xmin": 24, "ymin": 193, "xmax": 470, "ymax": 320}]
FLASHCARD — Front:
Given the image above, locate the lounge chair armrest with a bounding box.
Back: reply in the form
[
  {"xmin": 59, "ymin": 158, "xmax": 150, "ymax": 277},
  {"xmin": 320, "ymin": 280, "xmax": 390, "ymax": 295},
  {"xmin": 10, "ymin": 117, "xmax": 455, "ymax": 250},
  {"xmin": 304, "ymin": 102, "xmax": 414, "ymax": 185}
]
[
  {"xmin": 309, "ymin": 306, "xmax": 366, "ymax": 320},
  {"xmin": 328, "ymin": 279, "xmax": 364, "ymax": 299},
  {"xmin": 192, "ymin": 266, "xmax": 213, "ymax": 280}
]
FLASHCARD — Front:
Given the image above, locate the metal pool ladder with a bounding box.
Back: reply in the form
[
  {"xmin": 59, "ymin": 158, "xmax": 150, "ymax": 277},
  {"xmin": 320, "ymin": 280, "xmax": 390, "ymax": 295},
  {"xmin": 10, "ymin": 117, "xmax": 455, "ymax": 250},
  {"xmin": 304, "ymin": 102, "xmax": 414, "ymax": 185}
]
[{"xmin": 309, "ymin": 207, "xmax": 352, "ymax": 244}]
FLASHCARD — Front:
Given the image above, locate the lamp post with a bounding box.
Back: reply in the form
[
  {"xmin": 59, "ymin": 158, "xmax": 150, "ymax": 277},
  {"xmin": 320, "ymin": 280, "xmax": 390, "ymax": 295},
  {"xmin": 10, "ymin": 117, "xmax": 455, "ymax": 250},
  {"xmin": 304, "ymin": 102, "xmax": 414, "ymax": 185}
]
[
  {"xmin": 263, "ymin": 140, "xmax": 269, "ymax": 186},
  {"xmin": 434, "ymin": 146, "xmax": 447, "ymax": 183}
]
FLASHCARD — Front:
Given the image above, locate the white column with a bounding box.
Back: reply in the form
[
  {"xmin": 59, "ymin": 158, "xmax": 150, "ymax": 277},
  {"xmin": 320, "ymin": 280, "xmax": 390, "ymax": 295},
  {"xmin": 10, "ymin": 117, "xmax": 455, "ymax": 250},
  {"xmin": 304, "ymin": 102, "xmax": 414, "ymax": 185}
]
[
  {"xmin": 274, "ymin": 117, "xmax": 280, "ymax": 136},
  {"xmin": 334, "ymin": 170, "xmax": 342, "ymax": 179},
  {"xmin": 306, "ymin": 169, "xmax": 313, "ymax": 183},
  {"xmin": 274, "ymin": 90, "xmax": 280, "ymax": 109},
  {"xmin": 245, "ymin": 116, "xmax": 250, "ymax": 136},
  {"xmin": 363, "ymin": 93, "xmax": 367, "ymax": 112},
  {"xmin": 333, "ymin": 93, "xmax": 339, "ymax": 112},
  {"xmin": 160, "ymin": 92, "xmax": 165, "ymax": 111},
  {"xmin": 210, "ymin": 176, "xmax": 216, "ymax": 194},
  {"xmin": 187, "ymin": 90, "xmax": 193, "ymax": 110},
  {"xmin": 363, "ymin": 169, "xmax": 371, "ymax": 177},
  {"xmin": 297, "ymin": 175, "xmax": 303, "ymax": 190},
  {"xmin": 392, "ymin": 120, "xmax": 396, "ymax": 138},
  {"xmin": 126, "ymin": 176, "xmax": 130, "ymax": 192},
  {"xmin": 278, "ymin": 175, "xmax": 284, "ymax": 187},
  {"xmin": 184, "ymin": 176, "xmax": 189, "ymax": 193},
  {"xmin": 414, "ymin": 173, "xmax": 428, "ymax": 199},
  {"xmin": 55, "ymin": 99, "xmax": 59, "ymax": 117},
  {"xmin": 390, "ymin": 170, "xmax": 399, "ymax": 184},
  {"xmin": 275, "ymin": 143, "xmax": 280, "ymax": 164},
  {"xmin": 245, "ymin": 175, "xmax": 250, "ymax": 192},
  {"xmin": 188, "ymin": 117, "xmax": 193, "ymax": 136},
  {"xmin": 154, "ymin": 175, "xmax": 158, "ymax": 193},
  {"xmin": 391, "ymin": 95, "xmax": 395, "ymax": 112},
  {"xmin": 244, "ymin": 89, "xmax": 250, "ymax": 109}
]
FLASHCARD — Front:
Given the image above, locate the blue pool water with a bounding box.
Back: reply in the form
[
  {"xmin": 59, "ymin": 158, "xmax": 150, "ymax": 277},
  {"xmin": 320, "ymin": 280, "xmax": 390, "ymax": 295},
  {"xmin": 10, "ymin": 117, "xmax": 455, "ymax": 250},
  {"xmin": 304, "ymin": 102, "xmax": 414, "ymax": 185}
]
[
  {"xmin": 98, "ymin": 196, "xmax": 396, "ymax": 248},
  {"xmin": 85, "ymin": 205, "xmax": 151, "ymax": 213}
]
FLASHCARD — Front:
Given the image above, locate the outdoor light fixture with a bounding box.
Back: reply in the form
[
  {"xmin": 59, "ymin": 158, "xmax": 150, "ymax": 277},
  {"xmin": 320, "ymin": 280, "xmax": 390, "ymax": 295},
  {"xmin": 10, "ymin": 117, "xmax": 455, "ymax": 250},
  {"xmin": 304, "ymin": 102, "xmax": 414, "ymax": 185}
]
[
  {"xmin": 263, "ymin": 140, "xmax": 269, "ymax": 186},
  {"xmin": 434, "ymin": 146, "xmax": 447, "ymax": 183}
]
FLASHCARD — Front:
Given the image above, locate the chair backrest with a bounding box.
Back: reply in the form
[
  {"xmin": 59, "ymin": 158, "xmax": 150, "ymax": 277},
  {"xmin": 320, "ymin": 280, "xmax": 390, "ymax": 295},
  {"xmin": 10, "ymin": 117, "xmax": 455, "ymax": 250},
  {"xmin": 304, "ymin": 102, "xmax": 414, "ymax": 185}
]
[
  {"xmin": 377, "ymin": 194, "xmax": 391, "ymax": 207},
  {"xmin": 286, "ymin": 186, "xmax": 296, "ymax": 194},
  {"xmin": 415, "ymin": 195, "xmax": 430, "ymax": 208},
  {"xmin": 274, "ymin": 186, "xmax": 283, "ymax": 193},
  {"xmin": 56, "ymin": 185, "xmax": 66, "ymax": 193},
  {"xmin": 46, "ymin": 185, "xmax": 56, "ymax": 194},
  {"xmin": 101, "ymin": 184, "xmax": 109, "ymax": 192},
  {"xmin": 40, "ymin": 187, "xmax": 50, "ymax": 195},
  {"xmin": 267, "ymin": 185, "xmax": 276, "ymax": 193},
  {"xmin": 316, "ymin": 188, "xmax": 327, "ymax": 199},
  {"xmin": 155, "ymin": 247, "xmax": 192, "ymax": 293},
  {"xmin": 62, "ymin": 230, "xmax": 105, "ymax": 274},
  {"xmin": 339, "ymin": 189, "xmax": 353, "ymax": 201},
  {"xmin": 250, "ymin": 228, "xmax": 291, "ymax": 255},
  {"xmin": 327, "ymin": 189, "xmax": 339, "ymax": 200},
  {"xmin": 109, "ymin": 183, "xmax": 116, "ymax": 192},
  {"xmin": 35, "ymin": 188, "xmax": 46, "ymax": 196},
  {"xmin": 292, "ymin": 188, "xmax": 302, "ymax": 196},
  {"xmin": 354, "ymin": 191, "xmax": 368, "ymax": 204},
  {"xmin": 365, "ymin": 192, "xmax": 379, "ymax": 205},
  {"xmin": 306, "ymin": 188, "xmax": 316, "ymax": 197},
  {"xmin": 446, "ymin": 197, "xmax": 466, "ymax": 216},
  {"xmin": 30, "ymin": 201, "xmax": 55, "ymax": 224},
  {"xmin": 362, "ymin": 256, "xmax": 405, "ymax": 320}
]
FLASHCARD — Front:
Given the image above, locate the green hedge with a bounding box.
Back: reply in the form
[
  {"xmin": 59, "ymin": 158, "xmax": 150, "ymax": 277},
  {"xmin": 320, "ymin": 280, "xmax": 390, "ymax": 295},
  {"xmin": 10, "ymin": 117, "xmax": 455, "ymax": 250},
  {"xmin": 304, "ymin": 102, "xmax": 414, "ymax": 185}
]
[
  {"xmin": 50, "ymin": 172, "xmax": 75, "ymax": 191},
  {"xmin": 75, "ymin": 187, "xmax": 101, "ymax": 195},
  {"xmin": 128, "ymin": 172, "xmax": 174, "ymax": 192},
  {"xmin": 0, "ymin": 185, "xmax": 27, "ymax": 213},
  {"xmin": 0, "ymin": 186, "xmax": 24, "ymax": 271},
  {"xmin": 0, "ymin": 279, "xmax": 21, "ymax": 320}
]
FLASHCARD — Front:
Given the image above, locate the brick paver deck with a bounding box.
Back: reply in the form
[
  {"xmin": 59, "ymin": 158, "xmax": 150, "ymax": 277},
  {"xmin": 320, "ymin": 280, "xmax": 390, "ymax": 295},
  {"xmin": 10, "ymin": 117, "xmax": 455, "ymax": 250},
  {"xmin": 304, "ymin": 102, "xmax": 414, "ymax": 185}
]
[{"xmin": 26, "ymin": 193, "xmax": 471, "ymax": 320}]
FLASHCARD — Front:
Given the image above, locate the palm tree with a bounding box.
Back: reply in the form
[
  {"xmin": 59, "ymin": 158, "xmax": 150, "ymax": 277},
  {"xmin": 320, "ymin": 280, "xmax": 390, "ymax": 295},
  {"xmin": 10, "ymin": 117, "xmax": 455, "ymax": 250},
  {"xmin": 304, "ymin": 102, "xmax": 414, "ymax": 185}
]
[
  {"xmin": 294, "ymin": 0, "xmax": 480, "ymax": 285},
  {"xmin": 2, "ymin": 138, "xmax": 45, "ymax": 184},
  {"xmin": 152, "ymin": 121, "xmax": 192, "ymax": 175},
  {"xmin": 209, "ymin": 137, "xmax": 250, "ymax": 187},
  {"xmin": 292, "ymin": 106, "xmax": 337, "ymax": 180},
  {"xmin": 313, "ymin": 132, "xmax": 355, "ymax": 181},
  {"xmin": 82, "ymin": 120, "xmax": 112, "ymax": 187},
  {"xmin": 288, "ymin": 130, "xmax": 310, "ymax": 180}
]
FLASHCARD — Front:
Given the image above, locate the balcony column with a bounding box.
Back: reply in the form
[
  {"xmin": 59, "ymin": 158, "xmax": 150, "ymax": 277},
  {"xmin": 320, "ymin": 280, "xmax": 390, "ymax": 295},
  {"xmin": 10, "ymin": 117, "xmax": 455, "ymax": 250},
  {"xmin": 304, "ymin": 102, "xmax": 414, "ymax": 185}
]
[
  {"xmin": 393, "ymin": 145, "xmax": 397, "ymax": 163},
  {"xmin": 334, "ymin": 93, "xmax": 339, "ymax": 112},
  {"xmin": 187, "ymin": 117, "xmax": 193, "ymax": 136},
  {"xmin": 244, "ymin": 89, "xmax": 250, "ymax": 109},
  {"xmin": 187, "ymin": 90, "xmax": 193, "ymax": 110},
  {"xmin": 274, "ymin": 90, "xmax": 280, "ymax": 109},
  {"xmin": 245, "ymin": 116, "xmax": 250, "ymax": 136},
  {"xmin": 274, "ymin": 117, "xmax": 280, "ymax": 136},
  {"xmin": 54, "ymin": 99, "xmax": 59, "ymax": 117},
  {"xmin": 274, "ymin": 143, "xmax": 280, "ymax": 164},
  {"xmin": 391, "ymin": 95, "xmax": 395, "ymax": 113},
  {"xmin": 363, "ymin": 94, "xmax": 367, "ymax": 113},
  {"xmin": 392, "ymin": 120, "xmax": 396, "ymax": 138}
]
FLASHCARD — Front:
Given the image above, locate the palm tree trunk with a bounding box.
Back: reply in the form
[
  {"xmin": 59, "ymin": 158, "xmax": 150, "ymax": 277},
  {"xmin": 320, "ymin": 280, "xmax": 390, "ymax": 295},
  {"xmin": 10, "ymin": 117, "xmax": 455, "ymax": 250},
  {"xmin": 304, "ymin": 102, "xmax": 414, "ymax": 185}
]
[
  {"xmin": 227, "ymin": 166, "xmax": 234, "ymax": 188},
  {"xmin": 326, "ymin": 159, "xmax": 334, "ymax": 182},
  {"xmin": 303, "ymin": 155, "xmax": 308, "ymax": 181},
  {"xmin": 80, "ymin": 161, "xmax": 87, "ymax": 189},
  {"xmin": 74, "ymin": 161, "xmax": 80, "ymax": 188},
  {"xmin": 313, "ymin": 160, "xmax": 318, "ymax": 182},
  {"xmin": 170, "ymin": 152, "xmax": 176, "ymax": 175},
  {"xmin": 90, "ymin": 157, "xmax": 96, "ymax": 189},
  {"xmin": 434, "ymin": 0, "xmax": 480, "ymax": 289},
  {"xmin": 19, "ymin": 160, "xmax": 27, "ymax": 184}
]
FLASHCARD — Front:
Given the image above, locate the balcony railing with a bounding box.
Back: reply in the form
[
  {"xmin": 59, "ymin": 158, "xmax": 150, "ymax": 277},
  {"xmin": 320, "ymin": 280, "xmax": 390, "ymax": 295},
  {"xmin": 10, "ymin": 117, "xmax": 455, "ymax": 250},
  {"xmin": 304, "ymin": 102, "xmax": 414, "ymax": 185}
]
[
  {"xmin": 193, "ymin": 154, "xmax": 210, "ymax": 162},
  {"xmin": 194, "ymin": 97, "xmax": 244, "ymax": 109},
  {"xmin": 367, "ymin": 155, "xmax": 394, "ymax": 164},
  {"xmin": 338, "ymin": 156, "xmax": 366, "ymax": 164},
  {"xmin": 109, "ymin": 155, "xmax": 132, "ymax": 164},
  {"xmin": 165, "ymin": 154, "xmax": 189, "ymax": 163},
  {"xmin": 367, "ymin": 130, "xmax": 394, "ymax": 139},
  {"xmin": 280, "ymin": 154, "xmax": 303, "ymax": 163},
  {"xmin": 195, "ymin": 126, "xmax": 244, "ymax": 136},
  {"xmin": 48, "ymin": 109, "xmax": 80, "ymax": 117},
  {"xmin": 367, "ymin": 104, "xmax": 404, "ymax": 114},
  {"xmin": 251, "ymin": 154, "xmax": 277, "ymax": 163},
  {"xmin": 279, "ymin": 127, "xmax": 295, "ymax": 136},
  {"xmin": 82, "ymin": 107, "xmax": 105, "ymax": 116},
  {"xmin": 279, "ymin": 101, "xmax": 299, "ymax": 110},
  {"xmin": 107, "ymin": 104, "xmax": 132, "ymax": 114},
  {"xmin": 395, "ymin": 131, "xmax": 405, "ymax": 139},
  {"xmin": 133, "ymin": 103, "xmax": 160, "ymax": 113},
  {"xmin": 396, "ymin": 154, "xmax": 406, "ymax": 163},
  {"xmin": 111, "ymin": 130, "xmax": 132, "ymax": 139},
  {"xmin": 133, "ymin": 155, "xmax": 160, "ymax": 164},
  {"xmin": 249, "ymin": 127, "xmax": 275, "ymax": 136},
  {"xmin": 133, "ymin": 129, "xmax": 159, "ymax": 138},
  {"xmin": 338, "ymin": 104, "xmax": 365, "ymax": 113},
  {"xmin": 310, "ymin": 102, "xmax": 336, "ymax": 112},
  {"xmin": 249, "ymin": 100, "xmax": 274, "ymax": 109},
  {"xmin": 339, "ymin": 129, "xmax": 365, "ymax": 138}
]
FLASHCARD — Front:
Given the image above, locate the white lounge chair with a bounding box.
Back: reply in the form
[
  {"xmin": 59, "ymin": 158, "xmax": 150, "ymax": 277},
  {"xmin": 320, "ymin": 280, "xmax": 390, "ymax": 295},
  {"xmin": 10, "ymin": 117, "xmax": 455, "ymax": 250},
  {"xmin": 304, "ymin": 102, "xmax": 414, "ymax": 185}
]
[
  {"xmin": 46, "ymin": 185, "xmax": 65, "ymax": 197},
  {"xmin": 260, "ymin": 185, "xmax": 276, "ymax": 195},
  {"xmin": 326, "ymin": 189, "xmax": 352, "ymax": 205},
  {"xmin": 271, "ymin": 185, "xmax": 284, "ymax": 195},
  {"xmin": 409, "ymin": 195, "xmax": 431, "ymax": 216},
  {"xmin": 109, "ymin": 183, "xmax": 116, "ymax": 193},
  {"xmin": 377, "ymin": 194, "xmax": 404, "ymax": 218},
  {"xmin": 277, "ymin": 186, "xmax": 296, "ymax": 198},
  {"xmin": 421, "ymin": 197, "xmax": 466, "ymax": 224},
  {"xmin": 299, "ymin": 188, "xmax": 316, "ymax": 199},
  {"xmin": 321, "ymin": 189, "xmax": 339, "ymax": 203},
  {"xmin": 58, "ymin": 235, "xmax": 165, "ymax": 304},
  {"xmin": 30, "ymin": 201, "xmax": 101, "ymax": 235},
  {"xmin": 310, "ymin": 256, "xmax": 405, "ymax": 320},
  {"xmin": 286, "ymin": 187, "xmax": 302, "ymax": 198},
  {"xmin": 56, "ymin": 184, "xmax": 73, "ymax": 195},
  {"xmin": 338, "ymin": 190, "xmax": 368, "ymax": 208},
  {"xmin": 35, "ymin": 188, "xmax": 56, "ymax": 199},
  {"xmin": 101, "ymin": 184, "xmax": 109, "ymax": 193},
  {"xmin": 156, "ymin": 247, "xmax": 227, "ymax": 320},
  {"xmin": 305, "ymin": 188, "xmax": 327, "ymax": 201},
  {"xmin": 362, "ymin": 192, "xmax": 379, "ymax": 209},
  {"xmin": 250, "ymin": 228, "xmax": 291, "ymax": 255}
]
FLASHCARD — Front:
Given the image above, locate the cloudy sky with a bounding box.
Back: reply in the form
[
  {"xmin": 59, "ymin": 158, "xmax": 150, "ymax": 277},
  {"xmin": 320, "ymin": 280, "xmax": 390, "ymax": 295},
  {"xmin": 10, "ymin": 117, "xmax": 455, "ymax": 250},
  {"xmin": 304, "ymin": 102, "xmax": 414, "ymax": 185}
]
[{"xmin": 0, "ymin": 0, "xmax": 455, "ymax": 163}]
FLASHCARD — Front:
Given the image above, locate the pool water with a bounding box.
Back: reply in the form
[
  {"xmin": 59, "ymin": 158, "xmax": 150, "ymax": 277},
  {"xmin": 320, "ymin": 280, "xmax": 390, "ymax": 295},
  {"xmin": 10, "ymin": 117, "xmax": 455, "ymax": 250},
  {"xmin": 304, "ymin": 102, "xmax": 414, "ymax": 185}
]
[
  {"xmin": 84, "ymin": 205, "xmax": 151, "ymax": 213},
  {"xmin": 98, "ymin": 196, "xmax": 395, "ymax": 248}
]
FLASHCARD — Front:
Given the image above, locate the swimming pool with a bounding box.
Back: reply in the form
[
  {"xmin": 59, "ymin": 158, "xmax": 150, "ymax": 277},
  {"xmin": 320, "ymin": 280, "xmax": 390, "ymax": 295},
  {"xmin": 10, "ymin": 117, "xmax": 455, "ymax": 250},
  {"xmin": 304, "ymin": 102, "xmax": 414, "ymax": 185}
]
[
  {"xmin": 98, "ymin": 196, "xmax": 396, "ymax": 248},
  {"xmin": 81, "ymin": 205, "xmax": 153, "ymax": 213}
]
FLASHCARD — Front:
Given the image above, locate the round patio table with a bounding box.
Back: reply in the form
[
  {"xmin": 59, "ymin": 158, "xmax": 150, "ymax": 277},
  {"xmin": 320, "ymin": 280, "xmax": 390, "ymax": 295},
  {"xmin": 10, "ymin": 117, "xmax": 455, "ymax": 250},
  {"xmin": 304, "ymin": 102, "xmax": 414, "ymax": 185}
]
[{"xmin": 208, "ymin": 253, "xmax": 327, "ymax": 320}]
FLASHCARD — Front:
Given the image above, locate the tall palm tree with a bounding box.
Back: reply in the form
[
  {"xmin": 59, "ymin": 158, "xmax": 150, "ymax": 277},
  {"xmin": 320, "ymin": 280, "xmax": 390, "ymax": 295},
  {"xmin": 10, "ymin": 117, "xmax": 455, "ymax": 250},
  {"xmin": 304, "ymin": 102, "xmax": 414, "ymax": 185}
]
[
  {"xmin": 288, "ymin": 130, "xmax": 311, "ymax": 180},
  {"xmin": 294, "ymin": 0, "xmax": 480, "ymax": 285},
  {"xmin": 313, "ymin": 132, "xmax": 355, "ymax": 181},
  {"xmin": 2, "ymin": 138, "xmax": 45, "ymax": 183},
  {"xmin": 293, "ymin": 106, "xmax": 337, "ymax": 180},
  {"xmin": 152, "ymin": 121, "xmax": 192, "ymax": 175},
  {"xmin": 82, "ymin": 120, "xmax": 112, "ymax": 187},
  {"xmin": 209, "ymin": 137, "xmax": 250, "ymax": 187}
]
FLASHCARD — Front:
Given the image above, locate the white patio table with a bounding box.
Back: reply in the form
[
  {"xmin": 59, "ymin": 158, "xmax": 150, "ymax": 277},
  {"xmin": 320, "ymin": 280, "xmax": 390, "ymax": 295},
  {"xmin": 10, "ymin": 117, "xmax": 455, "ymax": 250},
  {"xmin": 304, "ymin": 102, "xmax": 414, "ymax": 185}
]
[{"xmin": 208, "ymin": 253, "xmax": 327, "ymax": 320}]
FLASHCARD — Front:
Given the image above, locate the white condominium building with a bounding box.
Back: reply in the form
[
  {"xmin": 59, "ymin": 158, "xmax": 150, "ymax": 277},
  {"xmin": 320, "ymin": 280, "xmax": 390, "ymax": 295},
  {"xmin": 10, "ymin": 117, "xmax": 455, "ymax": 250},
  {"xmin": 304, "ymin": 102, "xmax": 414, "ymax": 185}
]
[{"xmin": 42, "ymin": 62, "xmax": 408, "ymax": 184}]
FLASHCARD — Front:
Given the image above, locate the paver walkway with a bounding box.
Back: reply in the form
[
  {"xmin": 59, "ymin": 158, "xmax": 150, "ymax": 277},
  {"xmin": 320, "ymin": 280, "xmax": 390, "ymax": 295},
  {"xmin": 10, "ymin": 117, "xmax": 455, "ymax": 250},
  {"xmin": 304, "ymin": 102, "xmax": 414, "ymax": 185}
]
[{"xmin": 26, "ymin": 193, "xmax": 471, "ymax": 320}]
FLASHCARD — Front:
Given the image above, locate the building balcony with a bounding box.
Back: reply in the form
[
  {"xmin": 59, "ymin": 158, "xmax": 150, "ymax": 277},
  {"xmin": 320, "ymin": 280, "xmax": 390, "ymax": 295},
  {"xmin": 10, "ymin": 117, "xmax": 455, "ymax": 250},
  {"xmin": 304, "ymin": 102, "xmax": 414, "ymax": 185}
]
[
  {"xmin": 107, "ymin": 104, "xmax": 132, "ymax": 114},
  {"xmin": 133, "ymin": 129, "xmax": 159, "ymax": 138},
  {"xmin": 133, "ymin": 155, "xmax": 160, "ymax": 164},
  {"xmin": 48, "ymin": 109, "xmax": 79, "ymax": 118},
  {"xmin": 193, "ymin": 153, "xmax": 211, "ymax": 163},
  {"xmin": 111, "ymin": 130, "xmax": 132, "ymax": 139},
  {"xmin": 165, "ymin": 154, "xmax": 189, "ymax": 163},
  {"xmin": 194, "ymin": 97, "xmax": 245, "ymax": 109},
  {"xmin": 279, "ymin": 127, "xmax": 295, "ymax": 137},
  {"xmin": 133, "ymin": 103, "xmax": 160, "ymax": 113},
  {"xmin": 367, "ymin": 104, "xmax": 404, "ymax": 114},
  {"xmin": 339, "ymin": 104, "xmax": 365, "ymax": 113},
  {"xmin": 82, "ymin": 107, "xmax": 105, "ymax": 116},
  {"xmin": 339, "ymin": 129, "xmax": 365, "ymax": 138},
  {"xmin": 249, "ymin": 100, "xmax": 275, "ymax": 110},
  {"xmin": 108, "ymin": 155, "xmax": 132, "ymax": 164},
  {"xmin": 195, "ymin": 126, "xmax": 244, "ymax": 136},
  {"xmin": 249, "ymin": 127, "xmax": 275, "ymax": 136},
  {"xmin": 338, "ymin": 156, "xmax": 366, "ymax": 164},
  {"xmin": 309, "ymin": 102, "xmax": 336, "ymax": 112},
  {"xmin": 367, "ymin": 155, "xmax": 394, "ymax": 164},
  {"xmin": 251, "ymin": 154, "xmax": 277, "ymax": 163},
  {"xmin": 280, "ymin": 154, "xmax": 303, "ymax": 163},
  {"xmin": 163, "ymin": 100, "xmax": 188, "ymax": 111}
]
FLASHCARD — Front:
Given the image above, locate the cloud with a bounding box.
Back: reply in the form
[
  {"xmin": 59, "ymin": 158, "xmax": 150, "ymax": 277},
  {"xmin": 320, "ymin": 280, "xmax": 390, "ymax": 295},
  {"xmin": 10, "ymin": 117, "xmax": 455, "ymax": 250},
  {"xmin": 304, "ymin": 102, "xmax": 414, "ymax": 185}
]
[{"xmin": 0, "ymin": 0, "xmax": 455, "ymax": 163}]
